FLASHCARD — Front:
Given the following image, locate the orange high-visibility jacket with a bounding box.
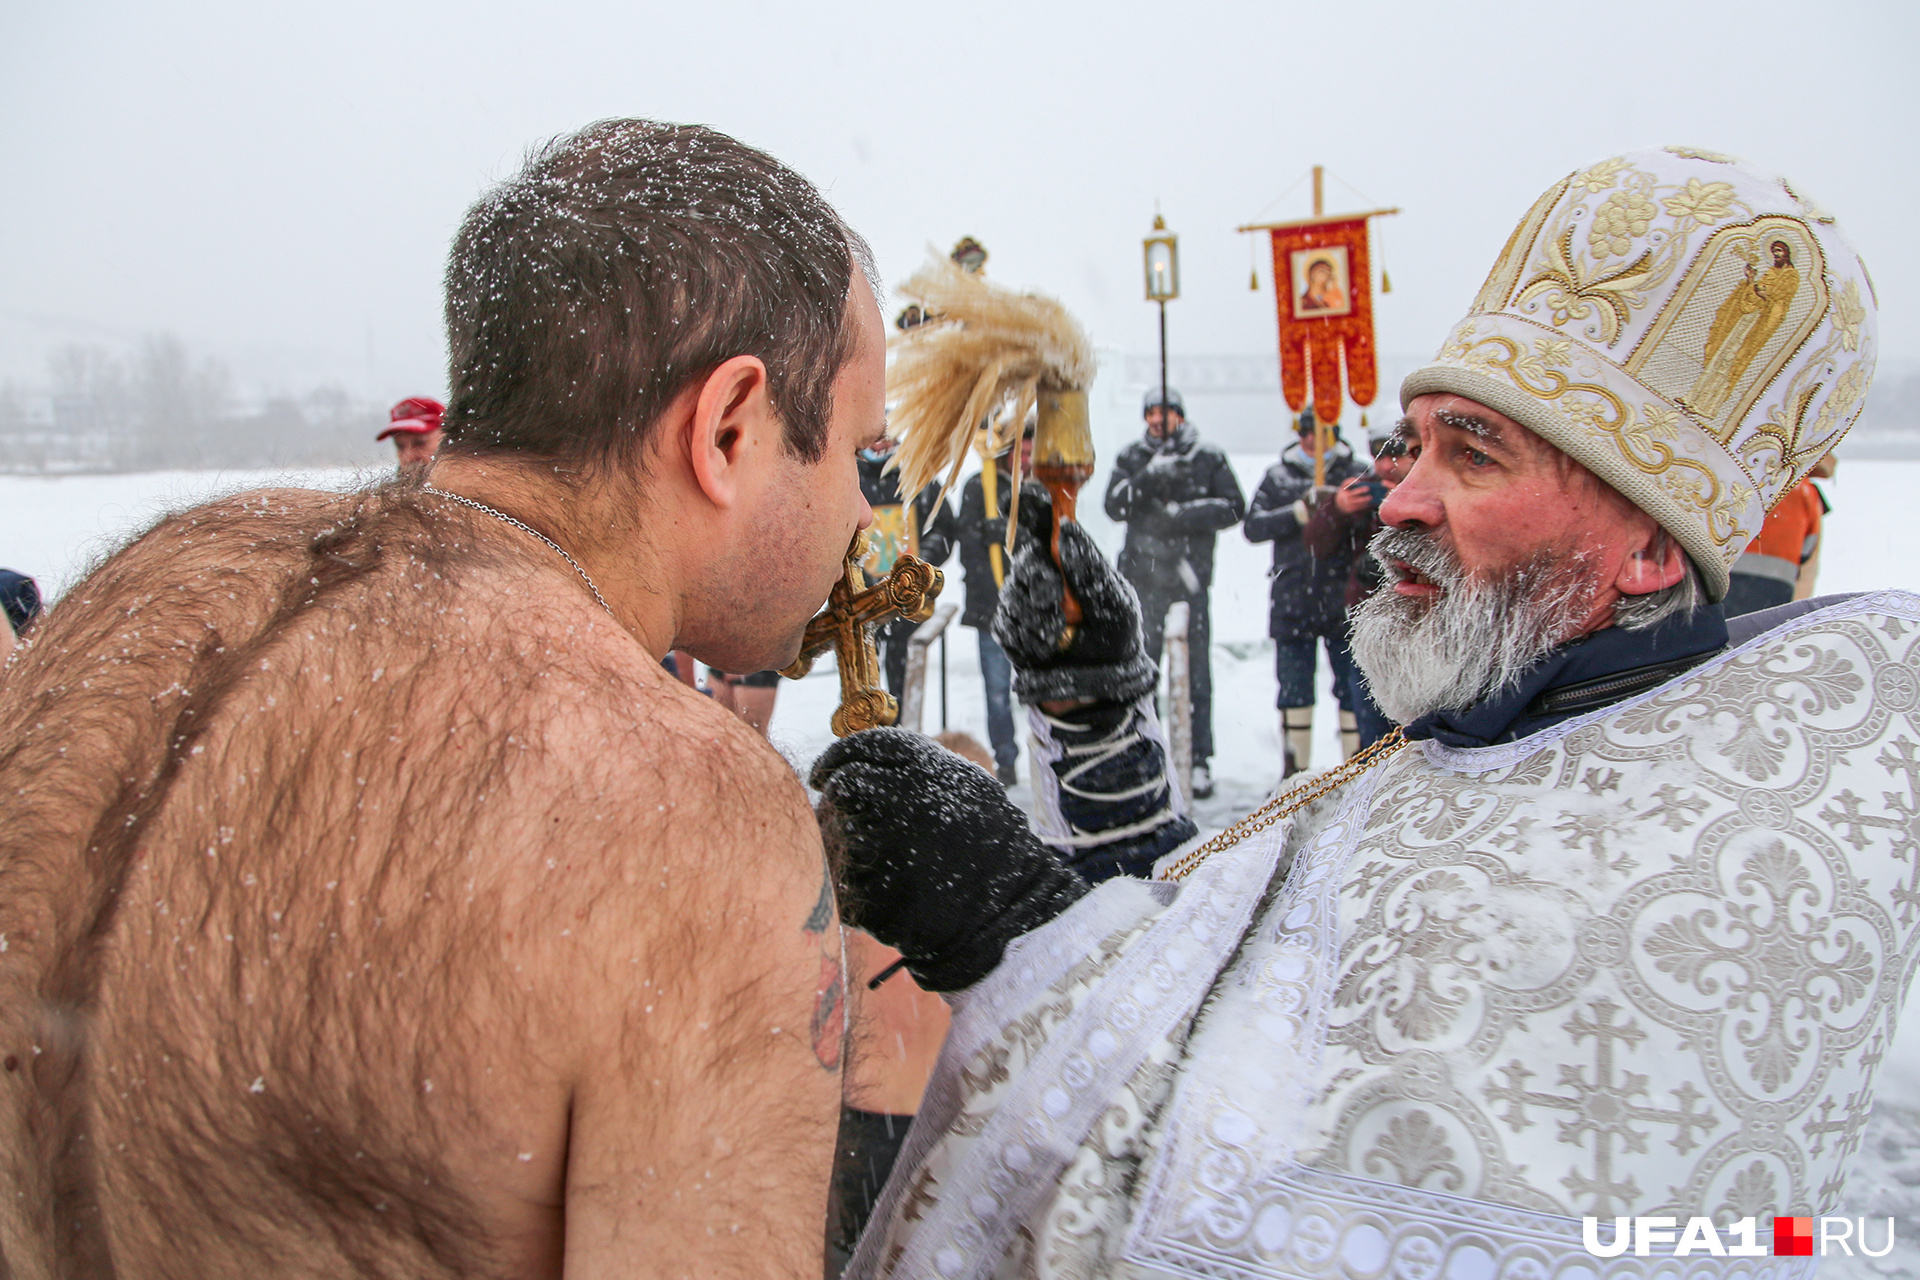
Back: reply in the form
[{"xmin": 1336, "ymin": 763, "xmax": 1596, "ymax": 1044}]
[{"xmin": 1732, "ymin": 478, "xmax": 1823, "ymax": 589}]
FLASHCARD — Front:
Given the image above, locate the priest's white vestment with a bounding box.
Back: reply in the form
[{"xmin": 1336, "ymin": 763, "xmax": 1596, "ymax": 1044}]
[{"xmin": 850, "ymin": 593, "xmax": 1920, "ymax": 1279}]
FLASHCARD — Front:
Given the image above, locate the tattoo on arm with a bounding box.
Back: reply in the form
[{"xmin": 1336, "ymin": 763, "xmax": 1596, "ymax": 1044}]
[
  {"xmin": 803, "ymin": 863, "xmax": 834, "ymax": 935},
  {"xmin": 811, "ymin": 954, "xmax": 845, "ymax": 1072},
  {"xmin": 803, "ymin": 859, "xmax": 844, "ymax": 1071}
]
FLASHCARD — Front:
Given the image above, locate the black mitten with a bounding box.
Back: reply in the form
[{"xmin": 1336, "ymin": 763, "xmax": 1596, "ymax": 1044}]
[
  {"xmin": 812, "ymin": 728, "xmax": 1089, "ymax": 993},
  {"xmin": 1127, "ymin": 451, "xmax": 1184, "ymax": 501},
  {"xmin": 992, "ymin": 486, "xmax": 1157, "ymax": 706}
]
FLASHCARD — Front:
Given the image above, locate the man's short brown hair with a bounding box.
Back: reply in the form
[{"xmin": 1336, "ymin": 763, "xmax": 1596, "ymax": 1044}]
[{"xmin": 441, "ymin": 119, "xmax": 875, "ymax": 471}]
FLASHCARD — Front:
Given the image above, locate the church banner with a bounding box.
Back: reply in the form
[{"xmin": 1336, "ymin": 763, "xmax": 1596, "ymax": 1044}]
[{"xmin": 1265, "ymin": 216, "xmax": 1378, "ymax": 427}]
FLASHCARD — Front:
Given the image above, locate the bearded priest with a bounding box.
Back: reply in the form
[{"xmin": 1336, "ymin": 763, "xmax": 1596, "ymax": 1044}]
[{"xmin": 813, "ymin": 147, "xmax": 1918, "ymax": 1280}]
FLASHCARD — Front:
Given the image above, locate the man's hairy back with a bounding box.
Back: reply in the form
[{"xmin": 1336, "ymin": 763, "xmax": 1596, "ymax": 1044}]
[{"xmin": 0, "ymin": 487, "xmax": 839, "ymax": 1279}]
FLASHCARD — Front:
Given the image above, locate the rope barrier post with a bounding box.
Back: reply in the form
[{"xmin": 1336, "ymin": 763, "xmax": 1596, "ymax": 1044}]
[
  {"xmin": 899, "ymin": 602, "xmax": 959, "ymax": 734},
  {"xmin": 1164, "ymin": 600, "xmax": 1193, "ymax": 807}
]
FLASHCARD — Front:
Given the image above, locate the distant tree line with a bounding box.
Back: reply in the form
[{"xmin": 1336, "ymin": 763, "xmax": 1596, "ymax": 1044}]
[
  {"xmin": 0, "ymin": 334, "xmax": 386, "ymax": 473},
  {"xmin": 2, "ymin": 336, "xmax": 1912, "ymax": 475}
]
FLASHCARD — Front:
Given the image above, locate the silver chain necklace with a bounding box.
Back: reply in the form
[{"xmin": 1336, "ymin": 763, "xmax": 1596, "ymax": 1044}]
[{"xmin": 421, "ymin": 486, "xmax": 614, "ymax": 618}]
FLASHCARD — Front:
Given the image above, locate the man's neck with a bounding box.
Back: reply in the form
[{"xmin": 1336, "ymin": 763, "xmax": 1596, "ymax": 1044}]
[{"xmin": 426, "ymin": 454, "xmax": 677, "ymax": 657}]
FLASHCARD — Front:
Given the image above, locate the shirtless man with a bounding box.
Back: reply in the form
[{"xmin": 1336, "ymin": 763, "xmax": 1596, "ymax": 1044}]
[{"xmin": 0, "ymin": 120, "xmax": 882, "ymax": 1278}]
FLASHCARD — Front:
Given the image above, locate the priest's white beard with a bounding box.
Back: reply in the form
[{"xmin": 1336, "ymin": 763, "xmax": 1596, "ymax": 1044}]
[{"xmin": 1350, "ymin": 527, "xmax": 1599, "ymax": 726}]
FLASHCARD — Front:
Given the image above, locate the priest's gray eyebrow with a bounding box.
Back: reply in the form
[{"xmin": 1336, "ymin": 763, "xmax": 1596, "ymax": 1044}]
[{"xmin": 1434, "ymin": 408, "xmax": 1507, "ymax": 445}]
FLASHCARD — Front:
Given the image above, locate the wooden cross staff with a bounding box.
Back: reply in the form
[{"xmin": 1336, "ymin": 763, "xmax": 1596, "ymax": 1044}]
[{"xmin": 780, "ymin": 532, "xmax": 943, "ymax": 737}]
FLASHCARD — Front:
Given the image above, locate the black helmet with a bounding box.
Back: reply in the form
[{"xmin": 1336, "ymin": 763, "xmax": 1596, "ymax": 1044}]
[{"xmin": 1142, "ymin": 386, "xmax": 1185, "ymax": 417}]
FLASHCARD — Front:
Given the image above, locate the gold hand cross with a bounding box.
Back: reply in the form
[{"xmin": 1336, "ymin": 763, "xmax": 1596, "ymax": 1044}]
[{"xmin": 781, "ymin": 532, "xmax": 943, "ymax": 737}]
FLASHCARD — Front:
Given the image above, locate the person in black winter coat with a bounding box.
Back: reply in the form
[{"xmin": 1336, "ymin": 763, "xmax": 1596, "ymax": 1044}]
[
  {"xmin": 1243, "ymin": 408, "xmax": 1368, "ymax": 776},
  {"xmin": 954, "ymin": 426, "xmax": 1033, "ymax": 784},
  {"xmin": 857, "ymin": 439, "xmax": 958, "ymax": 700},
  {"xmin": 1101, "ymin": 388, "xmax": 1245, "ymax": 797},
  {"xmin": 1299, "ymin": 419, "xmax": 1410, "ymax": 753}
]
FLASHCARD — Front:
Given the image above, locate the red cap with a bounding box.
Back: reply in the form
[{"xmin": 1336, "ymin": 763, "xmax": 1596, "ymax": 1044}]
[{"xmin": 377, "ymin": 396, "xmax": 446, "ymax": 441}]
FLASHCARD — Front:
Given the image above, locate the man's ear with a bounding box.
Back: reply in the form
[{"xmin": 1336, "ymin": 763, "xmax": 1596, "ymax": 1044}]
[
  {"xmin": 1615, "ymin": 526, "xmax": 1689, "ymax": 597},
  {"xmin": 685, "ymin": 355, "xmax": 775, "ymax": 509}
]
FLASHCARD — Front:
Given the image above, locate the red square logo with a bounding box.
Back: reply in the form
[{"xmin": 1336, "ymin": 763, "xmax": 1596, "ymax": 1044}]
[{"xmin": 1775, "ymin": 1217, "xmax": 1814, "ymax": 1256}]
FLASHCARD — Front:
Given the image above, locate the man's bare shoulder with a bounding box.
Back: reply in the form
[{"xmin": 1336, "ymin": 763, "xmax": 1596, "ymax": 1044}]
[
  {"xmin": 491, "ymin": 633, "xmax": 828, "ymax": 961},
  {"xmin": 33, "ymin": 484, "xmax": 331, "ymax": 603},
  {"xmin": 513, "ymin": 663, "xmax": 843, "ymax": 1271},
  {"xmin": 92, "ymin": 485, "xmax": 355, "ymax": 575},
  {"xmin": 18, "ymin": 484, "xmax": 426, "ymax": 669},
  {"xmin": 518, "ymin": 654, "xmax": 817, "ymax": 888}
]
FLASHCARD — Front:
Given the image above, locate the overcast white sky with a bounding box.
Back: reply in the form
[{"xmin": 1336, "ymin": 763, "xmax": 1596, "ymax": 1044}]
[{"xmin": 4, "ymin": 0, "xmax": 1915, "ymax": 407}]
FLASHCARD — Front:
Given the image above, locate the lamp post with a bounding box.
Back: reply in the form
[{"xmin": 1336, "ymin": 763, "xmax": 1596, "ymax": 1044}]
[{"xmin": 1143, "ymin": 215, "xmax": 1179, "ymax": 424}]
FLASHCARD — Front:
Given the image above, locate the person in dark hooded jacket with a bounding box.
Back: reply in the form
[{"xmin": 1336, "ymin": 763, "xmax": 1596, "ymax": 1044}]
[
  {"xmin": 1299, "ymin": 417, "xmax": 1410, "ymax": 753},
  {"xmin": 857, "ymin": 437, "xmax": 958, "ymax": 699},
  {"xmin": 955, "ymin": 423, "xmax": 1033, "ymax": 784},
  {"xmin": 1102, "ymin": 388, "xmax": 1244, "ymax": 798},
  {"xmin": 1243, "ymin": 407, "xmax": 1367, "ymax": 776}
]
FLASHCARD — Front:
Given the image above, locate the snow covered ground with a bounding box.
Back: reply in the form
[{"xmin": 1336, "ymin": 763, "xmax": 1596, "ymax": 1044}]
[{"xmin": 4, "ymin": 459, "xmax": 1920, "ymax": 1267}]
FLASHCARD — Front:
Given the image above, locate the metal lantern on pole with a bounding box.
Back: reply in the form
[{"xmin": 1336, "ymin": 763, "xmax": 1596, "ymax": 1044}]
[{"xmin": 1143, "ymin": 215, "xmax": 1179, "ymax": 425}]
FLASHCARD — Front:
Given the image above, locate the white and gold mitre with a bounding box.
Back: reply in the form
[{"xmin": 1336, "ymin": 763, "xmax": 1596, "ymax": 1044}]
[{"xmin": 1402, "ymin": 147, "xmax": 1878, "ymax": 600}]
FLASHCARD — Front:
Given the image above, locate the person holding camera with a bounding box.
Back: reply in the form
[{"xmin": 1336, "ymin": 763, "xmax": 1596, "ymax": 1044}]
[
  {"xmin": 1244, "ymin": 406, "xmax": 1368, "ymax": 776},
  {"xmin": 1301, "ymin": 418, "xmax": 1408, "ymax": 751}
]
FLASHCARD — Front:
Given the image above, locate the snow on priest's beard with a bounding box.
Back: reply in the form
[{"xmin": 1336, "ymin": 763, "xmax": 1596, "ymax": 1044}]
[{"xmin": 1350, "ymin": 526, "xmax": 1600, "ymax": 726}]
